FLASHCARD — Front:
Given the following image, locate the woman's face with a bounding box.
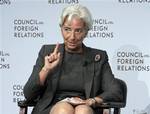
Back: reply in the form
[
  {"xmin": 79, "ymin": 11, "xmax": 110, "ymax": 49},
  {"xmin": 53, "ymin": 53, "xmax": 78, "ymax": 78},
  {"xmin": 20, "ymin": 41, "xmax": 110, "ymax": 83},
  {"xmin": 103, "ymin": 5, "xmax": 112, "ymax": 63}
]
[{"xmin": 61, "ymin": 17, "xmax": 87, "ymax": 53}]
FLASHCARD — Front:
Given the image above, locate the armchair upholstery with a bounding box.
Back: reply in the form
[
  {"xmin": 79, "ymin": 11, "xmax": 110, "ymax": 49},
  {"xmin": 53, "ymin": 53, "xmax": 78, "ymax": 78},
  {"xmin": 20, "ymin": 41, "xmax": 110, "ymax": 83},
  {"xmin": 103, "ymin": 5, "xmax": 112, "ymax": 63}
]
[{"xmin": 18, "ymin": 78, "xmax": 127, "ymax": 114}]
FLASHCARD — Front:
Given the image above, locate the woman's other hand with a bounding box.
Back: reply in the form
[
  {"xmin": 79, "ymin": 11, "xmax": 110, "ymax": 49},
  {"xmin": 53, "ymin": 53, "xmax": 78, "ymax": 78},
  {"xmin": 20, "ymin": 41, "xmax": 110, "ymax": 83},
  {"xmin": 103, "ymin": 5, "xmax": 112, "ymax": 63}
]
[{"xmin": 62, "ymin": 97, "xmax": 86, "ymax": 106}]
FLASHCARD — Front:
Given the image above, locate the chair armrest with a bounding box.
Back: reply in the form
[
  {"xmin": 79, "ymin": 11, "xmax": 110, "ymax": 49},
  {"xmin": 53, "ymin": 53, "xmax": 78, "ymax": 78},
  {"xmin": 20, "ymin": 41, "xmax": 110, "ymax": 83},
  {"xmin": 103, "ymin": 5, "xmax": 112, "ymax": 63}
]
[
  {"xmin": 18, "ymin": 100, "xmax": 36, "ymax": 108},
  {"xmin": 100, "ymin": 102, "xmax": 126, "ymax": 108},
  {"xmin": 18, "ymin": 101, "xmax": 125, "ymax": 108}
]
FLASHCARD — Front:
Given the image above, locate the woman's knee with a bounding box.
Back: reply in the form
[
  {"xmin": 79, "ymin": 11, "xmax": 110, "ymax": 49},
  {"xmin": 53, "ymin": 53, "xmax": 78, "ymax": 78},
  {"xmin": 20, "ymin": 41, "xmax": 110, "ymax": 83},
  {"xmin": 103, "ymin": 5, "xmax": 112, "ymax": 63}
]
[
  {"xmin": 75, "ymin": 105, "xmax": 94, "ymax": 114},
  {"xmin": 50, "ymin": 101, "xmax": 74, "ymax": 114}
]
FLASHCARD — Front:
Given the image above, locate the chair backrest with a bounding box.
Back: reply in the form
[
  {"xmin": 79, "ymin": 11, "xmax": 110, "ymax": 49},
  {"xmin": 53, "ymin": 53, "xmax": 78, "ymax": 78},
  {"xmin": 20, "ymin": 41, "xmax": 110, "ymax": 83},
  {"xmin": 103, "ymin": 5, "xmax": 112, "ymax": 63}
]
[{"xmin": 116, "ymin": 78, "xmax": 127, "ymax": 107}]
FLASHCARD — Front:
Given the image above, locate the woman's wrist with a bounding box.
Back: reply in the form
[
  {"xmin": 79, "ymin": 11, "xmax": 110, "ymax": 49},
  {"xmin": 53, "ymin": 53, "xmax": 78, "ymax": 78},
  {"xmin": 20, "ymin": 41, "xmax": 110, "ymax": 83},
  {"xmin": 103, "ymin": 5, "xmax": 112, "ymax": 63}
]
[
  {"xmin": 39, "ymin": 66, "xmax": 51, "ymax": 85},
  {"xmin": 42, "ymin": 66, "xmax": 49, "ymax": 72},
  {"xmin": 92, "ymin": 97, "xmax": 97, "ymax": 103},
  {"xmin": 94, "ymin": 97, "xmax": 103, "ymax": 104}
]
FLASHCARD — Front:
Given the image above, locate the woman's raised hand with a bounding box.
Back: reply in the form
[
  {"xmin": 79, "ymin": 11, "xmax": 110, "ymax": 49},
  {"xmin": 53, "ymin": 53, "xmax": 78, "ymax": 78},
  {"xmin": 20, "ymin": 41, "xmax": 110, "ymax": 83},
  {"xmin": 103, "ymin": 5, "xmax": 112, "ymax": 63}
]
[{"xmin": 44, "ymin": 43, "xmax": 61, "ymax": 72}]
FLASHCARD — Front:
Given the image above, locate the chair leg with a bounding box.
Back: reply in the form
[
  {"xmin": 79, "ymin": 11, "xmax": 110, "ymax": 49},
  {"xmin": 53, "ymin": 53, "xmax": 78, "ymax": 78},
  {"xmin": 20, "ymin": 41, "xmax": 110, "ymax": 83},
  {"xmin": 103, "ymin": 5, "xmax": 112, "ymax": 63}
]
[
  {"xmin": 103, "ymin": 109, "xmax": 109, "ymax": 114},
  {"xmin": 19, "ymin": 107, "xmax": 28, "ymax": 114},
  {"xmin": 114, "ymin": 108, "xmax": 120, "ymax": 114}
]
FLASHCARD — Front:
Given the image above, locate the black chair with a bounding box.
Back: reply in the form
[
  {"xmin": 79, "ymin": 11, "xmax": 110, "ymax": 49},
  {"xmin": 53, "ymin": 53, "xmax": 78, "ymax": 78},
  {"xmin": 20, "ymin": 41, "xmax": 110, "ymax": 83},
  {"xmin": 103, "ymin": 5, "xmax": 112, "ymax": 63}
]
[{"xmin": 18, "ymin": 78, "xmax": 127, "ymax": 114}]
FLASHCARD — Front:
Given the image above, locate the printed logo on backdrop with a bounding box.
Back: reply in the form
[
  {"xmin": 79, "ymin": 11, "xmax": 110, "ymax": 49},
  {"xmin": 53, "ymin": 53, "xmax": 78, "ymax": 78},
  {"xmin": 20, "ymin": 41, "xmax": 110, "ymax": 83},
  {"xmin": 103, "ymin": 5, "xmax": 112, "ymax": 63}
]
[
  {"xmin": 112, "ymin": 45, "xmax": 150, "ymax": 72},
  {"xmin": 12, "ymin": 84, "xmax": 24, "ymax": 103},
  {"xmin": 0, "ymin": 50, "xmax": 10, "ymax": 69},
  {"xmin": 118, "ymin": 0, "xmax": 150, "ymax": 3},
  {"xmin": 111, "ymin": 45, "xmax": 150, "ymax": 114},
  {"xmin": 0, "ymin": 0, "xmax": 11, "ymax": 5},
  {"xmin": 48, "ymin": 0, "xmax": 79, "ymax": 4},
  {"xmin": 13, "ymin": 19, "xmax": 44, "ymax": 38},
  {"xmin": 86, "ymin": 18, "xmax": 114, "ymax": 39}
]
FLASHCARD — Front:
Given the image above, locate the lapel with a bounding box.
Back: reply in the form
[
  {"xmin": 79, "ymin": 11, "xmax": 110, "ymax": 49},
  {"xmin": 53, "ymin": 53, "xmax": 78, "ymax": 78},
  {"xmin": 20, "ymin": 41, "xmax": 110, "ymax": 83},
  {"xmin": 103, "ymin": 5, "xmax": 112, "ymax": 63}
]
[
  {"xmin": 83, "ymin": 45, "xmax": 95, "ymax": 98},
  {"xmin": 52, "ymin": 44, "xmax": 65, "ymax": 93}
]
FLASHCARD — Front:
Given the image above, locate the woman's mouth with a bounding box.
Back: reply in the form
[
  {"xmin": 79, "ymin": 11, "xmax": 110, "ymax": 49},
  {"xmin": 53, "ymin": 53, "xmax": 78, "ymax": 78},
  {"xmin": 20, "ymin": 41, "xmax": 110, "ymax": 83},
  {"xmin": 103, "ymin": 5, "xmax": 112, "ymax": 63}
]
[{"xmin": 68, "ymin": 42, "xmax": 76, "ymax": 46}]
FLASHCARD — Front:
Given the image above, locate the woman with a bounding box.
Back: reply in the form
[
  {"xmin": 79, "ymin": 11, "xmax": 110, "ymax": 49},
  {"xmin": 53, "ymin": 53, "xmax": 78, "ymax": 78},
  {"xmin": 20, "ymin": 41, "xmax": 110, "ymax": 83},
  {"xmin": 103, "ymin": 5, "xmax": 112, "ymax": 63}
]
[{"xmin": 24, "ymin": 4, "xmax": 122, "ymax": 114}]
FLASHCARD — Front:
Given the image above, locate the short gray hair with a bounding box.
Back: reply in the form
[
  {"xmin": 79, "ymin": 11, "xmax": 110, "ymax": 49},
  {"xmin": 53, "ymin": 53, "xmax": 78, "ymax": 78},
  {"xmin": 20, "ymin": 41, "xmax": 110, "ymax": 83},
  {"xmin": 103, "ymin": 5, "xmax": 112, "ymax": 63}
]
[{"xmin": 59, "ymin": 4, "xmax": 93, "ymax": 30}]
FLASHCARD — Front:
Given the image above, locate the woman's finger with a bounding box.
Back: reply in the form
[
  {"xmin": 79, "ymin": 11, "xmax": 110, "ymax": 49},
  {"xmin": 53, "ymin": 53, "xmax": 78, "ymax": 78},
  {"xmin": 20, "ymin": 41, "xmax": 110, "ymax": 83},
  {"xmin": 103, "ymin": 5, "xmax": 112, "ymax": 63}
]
[{"xmin": 53, "ymin": 43, "xmax": 60, "ymax": 54}]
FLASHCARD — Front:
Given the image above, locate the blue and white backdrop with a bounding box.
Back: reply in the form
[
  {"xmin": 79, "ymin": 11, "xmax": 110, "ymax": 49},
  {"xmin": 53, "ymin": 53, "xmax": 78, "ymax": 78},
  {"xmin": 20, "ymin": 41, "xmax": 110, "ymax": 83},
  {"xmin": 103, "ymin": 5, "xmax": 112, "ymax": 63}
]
[{"xmin": 0, "ymin": 0, "xmax": 150, "ymax": 114}]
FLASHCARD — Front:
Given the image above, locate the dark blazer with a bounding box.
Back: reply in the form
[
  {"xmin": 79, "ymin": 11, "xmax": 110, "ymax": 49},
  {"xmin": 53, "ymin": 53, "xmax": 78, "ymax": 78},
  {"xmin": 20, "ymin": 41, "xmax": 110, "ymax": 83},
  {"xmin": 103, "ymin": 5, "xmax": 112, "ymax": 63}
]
[{"xmin": 23, "ymin": 43, "xmax": 122, "ymax": 114}]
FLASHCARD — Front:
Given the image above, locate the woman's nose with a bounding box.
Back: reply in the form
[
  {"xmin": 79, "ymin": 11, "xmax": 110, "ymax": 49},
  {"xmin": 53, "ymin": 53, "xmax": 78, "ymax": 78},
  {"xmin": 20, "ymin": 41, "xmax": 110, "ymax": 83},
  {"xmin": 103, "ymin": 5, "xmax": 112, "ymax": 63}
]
[{"xmin": 70, "ymin": 31, "xmax": 76, "ymax": 40}]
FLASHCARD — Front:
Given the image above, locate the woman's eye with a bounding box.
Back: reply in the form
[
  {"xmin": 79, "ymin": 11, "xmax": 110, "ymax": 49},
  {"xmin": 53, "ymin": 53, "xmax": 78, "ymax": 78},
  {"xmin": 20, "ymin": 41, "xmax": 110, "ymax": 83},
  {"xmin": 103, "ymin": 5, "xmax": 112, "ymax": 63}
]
[
  {"xmin": 76, "ymin": 29, "xmax": 82, "ymax": 33},
  {"xmin": 64, "ymin": 28, "xmax": 71, "ymax": 32}
]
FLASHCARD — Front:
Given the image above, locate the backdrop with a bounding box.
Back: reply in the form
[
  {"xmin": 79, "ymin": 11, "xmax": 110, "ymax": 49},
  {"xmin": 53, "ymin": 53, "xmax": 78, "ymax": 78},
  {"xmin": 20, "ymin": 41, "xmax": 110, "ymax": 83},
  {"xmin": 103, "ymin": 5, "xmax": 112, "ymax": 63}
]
[{"xmin": 0, "ymin": 0, "xmax": 150, "ymax": 114}]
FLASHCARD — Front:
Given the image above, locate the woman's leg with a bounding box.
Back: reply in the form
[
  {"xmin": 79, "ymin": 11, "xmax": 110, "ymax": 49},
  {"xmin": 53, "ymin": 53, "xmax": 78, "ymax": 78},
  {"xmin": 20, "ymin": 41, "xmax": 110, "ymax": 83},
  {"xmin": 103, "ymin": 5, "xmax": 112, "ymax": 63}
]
[
  {"xmin": 75, "ymin": 105, "xmax": 94, "ymax": 114},
  {"xmin": 49, "ymin": 101, "xmax": 74, "ymax": 114}
]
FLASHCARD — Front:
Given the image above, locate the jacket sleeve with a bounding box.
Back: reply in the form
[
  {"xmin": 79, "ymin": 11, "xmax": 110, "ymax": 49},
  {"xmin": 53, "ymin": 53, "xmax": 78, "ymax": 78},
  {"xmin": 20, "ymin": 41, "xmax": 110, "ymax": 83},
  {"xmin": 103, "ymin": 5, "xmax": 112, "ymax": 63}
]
[
  {"xmin": 23, "ymin": 45, "xmax": 48, "ymax": 101},
  {"xmin": 98, "ymin": 51, "xmax": 123, "ymax": 102}
]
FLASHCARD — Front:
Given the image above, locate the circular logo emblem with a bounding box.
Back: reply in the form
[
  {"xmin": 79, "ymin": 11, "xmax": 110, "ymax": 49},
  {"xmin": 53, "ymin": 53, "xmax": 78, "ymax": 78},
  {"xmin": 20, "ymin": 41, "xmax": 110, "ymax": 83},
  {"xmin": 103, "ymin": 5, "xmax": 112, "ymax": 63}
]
[{"xmin": 95, "ymin": 54, "xmax": 101, "ymax": 62}]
